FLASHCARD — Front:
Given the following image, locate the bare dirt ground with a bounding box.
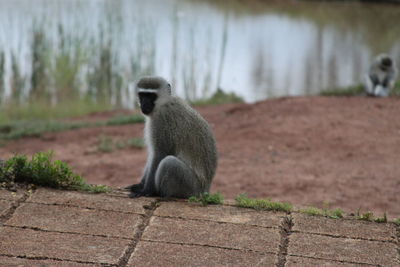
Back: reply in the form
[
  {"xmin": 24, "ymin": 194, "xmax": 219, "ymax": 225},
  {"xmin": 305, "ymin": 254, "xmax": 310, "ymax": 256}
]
[{"xmin": 1, "ymin": 96, "xmax": 399, "ymax": 217}]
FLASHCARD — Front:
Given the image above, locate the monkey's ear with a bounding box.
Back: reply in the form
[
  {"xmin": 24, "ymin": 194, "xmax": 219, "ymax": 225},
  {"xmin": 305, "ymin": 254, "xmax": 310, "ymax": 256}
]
[{"xmin": 167, "ymin": 83, "xmax": 172, "ymax": 95}]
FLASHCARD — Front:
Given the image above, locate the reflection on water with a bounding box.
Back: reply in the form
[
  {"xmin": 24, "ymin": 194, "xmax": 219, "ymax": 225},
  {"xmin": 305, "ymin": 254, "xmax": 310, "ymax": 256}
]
[{"xmin": 0, "ymin": 0, "xmax": 400, "ymax": 106}]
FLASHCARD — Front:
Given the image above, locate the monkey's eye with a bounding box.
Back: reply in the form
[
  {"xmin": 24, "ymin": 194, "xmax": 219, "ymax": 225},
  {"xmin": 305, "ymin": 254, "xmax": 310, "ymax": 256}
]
[{"xmin": 139, "ymin": 92, "xmax": 158, "ymax": 101}]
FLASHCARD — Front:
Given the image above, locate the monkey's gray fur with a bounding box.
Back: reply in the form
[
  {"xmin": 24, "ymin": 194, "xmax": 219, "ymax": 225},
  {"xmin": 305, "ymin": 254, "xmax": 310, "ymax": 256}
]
[
  {"xmin": 127, "ymin": 76, "xmax": 218, "ymax": 198},
  {"xmin": 364, "ymin": 54, "xmax": 398, "ymax": 97}
]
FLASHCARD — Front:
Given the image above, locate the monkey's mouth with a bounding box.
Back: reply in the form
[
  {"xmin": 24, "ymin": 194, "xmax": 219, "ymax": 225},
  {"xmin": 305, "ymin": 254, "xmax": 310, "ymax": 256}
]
[{"xmin": 141, "ymin": 104, "xmax": 154, "ymax": 115}]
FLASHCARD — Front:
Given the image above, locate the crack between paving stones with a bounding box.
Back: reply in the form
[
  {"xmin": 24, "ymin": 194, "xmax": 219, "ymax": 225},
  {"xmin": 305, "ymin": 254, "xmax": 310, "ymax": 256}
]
[
  {"xmin": 2, "ymin": 224, "xmax": 137, "ymax": 240},
  {"xmin": 154, "ymin": 214, "xmax": 280, "ymax": 230},
  {"xmin": 141, "ymin": 239, "xmax": 276, "ymax": 255},
  {"xmin": 117, "ymin": 200, "xmax": 159, "ymax": 267},
  {"xmin": 290, "ymin": 230, "xmax": 397, "ymax": 244},
  {"xmin": 24, "ymin": 200, "xmax": 147, "ymax": 216},
  {"xmin": 0, "ymin": 253, "xmax": 114, "ymax": 266},
  {"xmin": 276, "ymin": 214, "xmax": 293, "ymax": 267},
  {"xmin": 396, "ymin": 224, "xmax": 400, "ymax": 265},
  {"xmin": 287, "ymin": 254, "xmax": 380, "ymax": 266},
  {"xmin": 0, "ymin": 189, "xmax": 33, "ymax": 224}
]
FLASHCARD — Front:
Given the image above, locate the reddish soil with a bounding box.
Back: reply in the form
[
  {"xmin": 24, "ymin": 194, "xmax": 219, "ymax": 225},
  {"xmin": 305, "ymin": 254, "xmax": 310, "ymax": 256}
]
[{"xmin": 1, "ymin": 96, "xmax": 399, "ymax": 217}]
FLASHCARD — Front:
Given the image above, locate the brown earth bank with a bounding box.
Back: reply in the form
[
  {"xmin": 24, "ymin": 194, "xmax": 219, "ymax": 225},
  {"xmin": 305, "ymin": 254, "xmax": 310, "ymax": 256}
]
[{"xmin": 1, "ymin": 96, "xmax": 399, "ymax": 218}]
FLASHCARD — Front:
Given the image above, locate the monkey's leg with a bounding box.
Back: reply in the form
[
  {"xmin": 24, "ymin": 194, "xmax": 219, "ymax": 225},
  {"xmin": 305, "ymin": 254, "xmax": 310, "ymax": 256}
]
[{"xmin": 155, "ymin": 156, "xmax": 203, "ymax": 198}]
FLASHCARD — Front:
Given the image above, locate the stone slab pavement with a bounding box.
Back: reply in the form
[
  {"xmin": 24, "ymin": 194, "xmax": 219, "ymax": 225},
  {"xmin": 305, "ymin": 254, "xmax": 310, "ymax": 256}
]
[{"xmin": 0, "ymin": 188, "xmax": 398, "ymax": 266}]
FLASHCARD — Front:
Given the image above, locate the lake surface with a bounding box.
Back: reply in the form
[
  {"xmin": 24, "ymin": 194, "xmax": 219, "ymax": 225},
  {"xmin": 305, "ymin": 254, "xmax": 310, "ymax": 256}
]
[{"xmin": 0, "ymin": 0, "xmax": 400, "ymax": 106}]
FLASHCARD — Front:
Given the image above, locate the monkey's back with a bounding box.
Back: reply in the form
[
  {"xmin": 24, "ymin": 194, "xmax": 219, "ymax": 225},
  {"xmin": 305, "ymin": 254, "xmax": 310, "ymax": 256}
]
[{"xmin": 150, "ymin": 97, "xmax": 218, "ymax": 188}]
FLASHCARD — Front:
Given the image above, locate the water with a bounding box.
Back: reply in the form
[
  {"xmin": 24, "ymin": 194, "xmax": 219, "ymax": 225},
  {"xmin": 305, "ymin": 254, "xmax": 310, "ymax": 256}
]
[{"xmin": 0, "ymin": 0, "xmax": 400, "ymax": 106}]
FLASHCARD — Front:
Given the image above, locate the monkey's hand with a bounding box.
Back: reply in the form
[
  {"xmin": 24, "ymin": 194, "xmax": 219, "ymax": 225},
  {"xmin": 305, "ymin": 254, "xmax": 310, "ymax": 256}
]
[
  {"xmin": 128, "ymin": 184, "xmax": 157, "ymax": 198},
  {"xmin": 127, "ymin": 182, "xmax": 148, "ymax": 198},
  {"xmin": 129, "ymin": 190, "xmax": 146, "ymax": 198},
  {"xmin": 124, "ymin": 183, "xmax": 143, "ymax": 191},
  {"xmin": 128, "ymin": 189, "xmax": 156, "ymax": 198}
]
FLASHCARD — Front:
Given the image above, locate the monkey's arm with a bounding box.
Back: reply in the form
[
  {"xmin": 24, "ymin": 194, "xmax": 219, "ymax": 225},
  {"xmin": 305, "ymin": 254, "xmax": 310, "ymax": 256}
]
[
  {"xmin": 129, "ymin": 153, "xmax": 166, "ymax": 197},
  {"xmin": 126, "ymin": 161, "xmax": 150, "ymax": 191}
]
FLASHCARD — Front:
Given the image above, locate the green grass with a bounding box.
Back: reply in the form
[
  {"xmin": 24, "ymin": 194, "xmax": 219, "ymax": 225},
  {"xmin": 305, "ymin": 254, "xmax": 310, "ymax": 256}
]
[
  {"xmin": 374, "ymin": 213, "xmax": 387, "ymax": 223},
  {"xmin": 123, "ymin": 138, "xmax": 146, "ymax": 149},
  {"xmin": 0, "ymin": 151, "xmax": 109, "ymax": 193},
  {"xmin": 191, "ymin": 89, "xmax": 244, "ymax": 106},
  {"xmin": 0, "ymin": 114, "xmax": 144, "ymax": 141},
  {"xmin": 0, "ymin": 120, "xmax": 90, "ymax": 140},
  {"xmin": 357, "ymin": 211, "xmax": 374, "ymax": 221},
  {"xmin": 188, "ymin": 192, "xmax": 224, "ymax": 206},
  {"xmin": 320, "ymin": 84, "xmax": 365, "ymax": 96},
  {"xmin": 0, "ymin": 100, "xmax": 112, "ymax": 124},
  {"xmin": 320, "ymin": 81, "xmax": 400, "ymax": 97},
  {"xmin": 97, "ymin": 135, "xmax": 115, "ymax": 153},
  {"xmin": 299, "ymin": 206, "xmax": 343, "ymax": 219},
  {"xmin": 235, "ymin": 194, "xmax": 292, "ymax": 212},
  {"xmin": 97, "ymin": 136, "xmax": 145, "ymax": 153},
  {"xmin": 394, "ymin": 218, "xmax": 400, "ymax": 226},
  {"xmin": 105, "ymin": 114, "xmax": 145, "ymax": 126},
  {"xmin": 356, "ymin": 210, "xmax": 388, "ymax": 223}
]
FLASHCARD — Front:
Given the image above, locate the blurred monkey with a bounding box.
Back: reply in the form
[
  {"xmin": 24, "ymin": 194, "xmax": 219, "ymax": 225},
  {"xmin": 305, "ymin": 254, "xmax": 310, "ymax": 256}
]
[{"xmin": 364, "ymin": 54, "xmax": 398, "ymax": 97}]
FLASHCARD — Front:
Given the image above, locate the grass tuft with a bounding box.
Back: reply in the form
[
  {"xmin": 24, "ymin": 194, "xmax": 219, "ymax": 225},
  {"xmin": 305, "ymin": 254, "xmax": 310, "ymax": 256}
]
[
  {"xmin": 357, "ymin": 211, "xmax": 374, "ymax": 221},
  {"xmin": 188, "ymin": 192, "xmax": 224, "ymax": 206},
  {"xmin": 394, "ymin": 218, "xmax": 400, "ymax": 226},
  {"xmin": 374, "ymin": 213, "xmax": 387, "ymax": 223},
  {"xmin": 97, "ymin": 136, "xmax": 145, "ymax": 153},
  {"xmin": 330, "ymin": 208, "xmax": 344, "ymax": 219},
  {"xmin": 191, "ymin": 89, "xmax": 244, "ymax": 106},
  {"xmin": 97, "ymin": 135, "xmax": 114, "ymax": 153},
  {"xmin": 235, "ymin": 193, "xmax": 292, "ymax": 212},
  {"xmin": 299, "ymin": 206, "xmax": 324, "ymax": 216},
  {"xmin": 0, "ymin": 151, "xmax": 109, "ymax": 193},
  {"xmin": 124, "ymin": 137, "xmax": 146, "ymax": 149},
  {"xmin": 105, "ymin": 114, "xmax": 145, "ymax": 126},
  {"xmin": 299, "ymin": 206, "xmax": 343, "ymax": 219}
]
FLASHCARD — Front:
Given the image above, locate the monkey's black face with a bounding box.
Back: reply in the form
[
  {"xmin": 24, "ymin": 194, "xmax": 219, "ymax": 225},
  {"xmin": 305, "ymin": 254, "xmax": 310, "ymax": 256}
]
[
  {"xmin": 381, "ymin": 58, "xmax": 392, "ymax": 71},
  {"xmin": 139, "ymin": 92, "xmax": 158, "ymax": 115}
]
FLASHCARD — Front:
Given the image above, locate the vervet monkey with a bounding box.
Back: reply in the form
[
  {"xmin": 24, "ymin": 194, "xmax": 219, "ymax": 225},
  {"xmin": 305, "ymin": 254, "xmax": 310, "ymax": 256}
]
[
  {"xmin": 126, "ymin": 76, "xmax": 218, "ymax": 198},
  {"xmin": 364, "ymin": 54, "xmax": 398, "ymax": 97}
]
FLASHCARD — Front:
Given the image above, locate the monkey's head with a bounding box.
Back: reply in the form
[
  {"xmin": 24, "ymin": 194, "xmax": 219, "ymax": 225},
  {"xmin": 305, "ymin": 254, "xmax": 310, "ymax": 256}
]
[
  {"xmin": 378, "ymin": 54, "xmax": 393, "ymax": 71},
  {"xmin": 136, "ymin": 76, "xmax": 172, "ymax": 115}
]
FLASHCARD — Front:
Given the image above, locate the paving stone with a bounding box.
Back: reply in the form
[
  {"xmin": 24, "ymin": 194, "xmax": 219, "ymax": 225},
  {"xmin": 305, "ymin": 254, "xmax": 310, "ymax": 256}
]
[
  {"xmin": 292, "ymin": 213, "xmax": 397, "ymax": 242},
  {"xmin": 288, "ymin": 232, "xmax": 398, "ymax": 267},
  {"xmin": 128, "ymin": 241, "xmax": 276, "ymax": 267},
  {"xmin": 6, "ymin": 202, "xmax": 143, "ymax": 238},
  {"xmin": 0, "ymin": 226, "xmax": 129, "ymax": 264},
  {"xmin": 286, "ymin": 256, "xmax": 367, "ymax": 266},
  {"xmin": 155, "ymin": 201, "xmax": 283, "ymax": 228},
  {"xmin": 27, "ymin": 188, "xmax": 154, "ymax": 214},
  {"xmin": 0, "ymin": 189, "xmax": 25, "ymax": 201},
  {"xmin": 142, "ymin": 216, "xmax": 280, "ymax": 253},
  {"xmin": 0, "ymin": 256, "xmax": 97, "ymax": 266},
  {"xmin": 0, "ymin": 199, "xmax": 13, "ymax": 216}
]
